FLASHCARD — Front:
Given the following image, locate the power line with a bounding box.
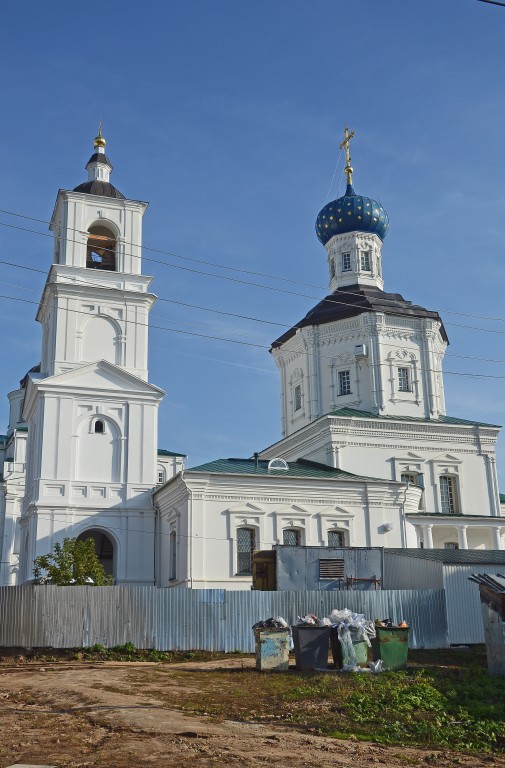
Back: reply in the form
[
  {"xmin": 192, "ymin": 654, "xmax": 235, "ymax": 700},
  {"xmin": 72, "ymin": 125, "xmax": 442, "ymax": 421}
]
[
  {"xmin": 2, "ymin": 225, "xmax": 505, "ymax": 347},
  {"xmin": 1, "ymin": 206, "xmax": 505, "ymax": 324},
  {"xmin": 1, "ymin": 292, "xmax": 505, "ymax": 382},
  {"xmin": 0, "ymin": 208, "xmax": 324, "ymax": 289}
]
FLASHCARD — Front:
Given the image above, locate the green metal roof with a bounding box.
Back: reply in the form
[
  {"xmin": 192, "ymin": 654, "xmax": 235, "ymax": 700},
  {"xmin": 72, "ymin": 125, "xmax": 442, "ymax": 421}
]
[
  {"xmin": 186, "ymin": 457, "xmax": 381, "ymax": 482},
  {"xmin": 158, "ymin": 448, "xmax": 186, "ymax": 457},
  {"xmin": 329, "ymin": 406, "xmax": 501, "ymax": 429},
  {"xmin": 386, "ymin": 548, "xmax": 505, "ymax": 565}
]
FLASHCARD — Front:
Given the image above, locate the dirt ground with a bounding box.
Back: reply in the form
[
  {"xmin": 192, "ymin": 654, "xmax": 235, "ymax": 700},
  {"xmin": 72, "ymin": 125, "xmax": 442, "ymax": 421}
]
[{"xmin": 0, "ymin": 657, "xmax": 503, "ymax": 768}]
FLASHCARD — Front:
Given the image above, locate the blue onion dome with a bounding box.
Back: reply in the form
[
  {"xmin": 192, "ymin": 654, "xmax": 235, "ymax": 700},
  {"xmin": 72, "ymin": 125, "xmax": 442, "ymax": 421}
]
[{"xmin": 316, "ymin": 182, "xmax": 389, "ymax": 245}]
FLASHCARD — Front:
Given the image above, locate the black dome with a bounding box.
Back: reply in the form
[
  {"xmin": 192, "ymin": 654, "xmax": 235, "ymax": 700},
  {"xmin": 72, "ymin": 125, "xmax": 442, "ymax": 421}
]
[
  {"xmin": 73, "ymin": 180, "xmax": 125, "ymax": 199},
  {"xmin": 86, "ymin": 152, "xmax": 113, "ymax": 170}
]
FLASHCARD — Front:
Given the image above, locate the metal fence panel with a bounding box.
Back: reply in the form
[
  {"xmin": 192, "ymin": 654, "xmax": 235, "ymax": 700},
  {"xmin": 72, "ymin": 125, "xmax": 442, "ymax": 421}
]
[
  {"xmin": 0, "ymin": 586, "xmax": 448, "ymax": 650},
  {"xmin": 384, "ymin": 553, "xmax": 443, "ymax": 590},
  {"xmin": 443, "ymin": 565, "xmax": 498, "ymax": 645}
]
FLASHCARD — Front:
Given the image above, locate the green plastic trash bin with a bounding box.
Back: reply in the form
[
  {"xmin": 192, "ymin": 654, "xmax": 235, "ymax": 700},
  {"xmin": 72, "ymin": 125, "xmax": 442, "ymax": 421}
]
[
  {"xmin": 331, "ymin": 627, "xmax": 368, "ymax": 669},
  {"xmin": 372, "ymin": 626, "xmax": 409, "ymax": 670},
  {"xmin": 292, "ymin": 625, "xmax": 331, "ymax": 670},
  {"xmin": 254, "ymin": 628, "xmax": 290, "ymax": 672}
]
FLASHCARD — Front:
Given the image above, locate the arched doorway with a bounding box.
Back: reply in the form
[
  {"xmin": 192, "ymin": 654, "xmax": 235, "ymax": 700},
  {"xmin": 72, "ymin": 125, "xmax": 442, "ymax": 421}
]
[{"xmin": 77, "ymin": 529, "xmax": 115, "ymax": 577}]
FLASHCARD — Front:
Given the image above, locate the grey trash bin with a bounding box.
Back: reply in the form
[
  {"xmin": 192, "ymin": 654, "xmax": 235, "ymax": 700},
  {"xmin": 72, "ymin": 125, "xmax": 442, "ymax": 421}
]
[{"xmin": 292, "ymin": 625, "xmax": 331, "ymax": 670}]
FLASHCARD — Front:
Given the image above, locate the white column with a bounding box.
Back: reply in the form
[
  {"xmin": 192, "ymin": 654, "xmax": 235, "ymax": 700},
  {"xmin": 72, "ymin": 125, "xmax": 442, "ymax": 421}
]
[
  {"xmin": 457, "ymin": 525, "xmax": 468, "ymax": 550},
  {"xmin": 423, "ymin": 524, "xmax": 434, "ymax": 549},
  {"xmin": 492, "ymin": 527, "xmax": 502, "ymax": 550}
]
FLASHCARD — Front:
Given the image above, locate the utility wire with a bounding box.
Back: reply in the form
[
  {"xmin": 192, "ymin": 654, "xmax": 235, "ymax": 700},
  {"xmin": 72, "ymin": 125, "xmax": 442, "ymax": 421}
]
[
  {"xmin": 0, "ymin": 292, "xmax": 504, "ymax": 381},
  {"xmin": 1, "ymin": 206, "xmax": 505, "ymax": 324},
  {"xmin": 3, "ymin": 278, "xmax": 505, "ymax": 366},
  {"xmin": 1, "ymin": 225, "xmax": 505, "ymax": 345}
]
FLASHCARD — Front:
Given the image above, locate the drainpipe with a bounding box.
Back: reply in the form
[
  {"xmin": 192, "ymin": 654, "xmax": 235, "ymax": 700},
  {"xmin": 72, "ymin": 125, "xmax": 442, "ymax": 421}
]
[
  {"xmin": 401, "ymin": 481, "xmax": 409, "ymax": 548},
  {"xmin": 188, "ymin": 480, "xmax": 193, "ymax": 590},
  {"xmin": 153, "ymin": 503, "xmax": 158, "ymax": 586}
]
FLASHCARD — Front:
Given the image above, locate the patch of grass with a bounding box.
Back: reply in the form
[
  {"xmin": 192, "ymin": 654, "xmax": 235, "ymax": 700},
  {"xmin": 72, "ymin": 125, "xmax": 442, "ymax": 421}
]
[
  {"xmin": 0, "ymin": 644, "xmax": 247, "ymax": 665},
  {"xmin": 121, "ymin": 650, "xmax": 505, "ymax": 754}
]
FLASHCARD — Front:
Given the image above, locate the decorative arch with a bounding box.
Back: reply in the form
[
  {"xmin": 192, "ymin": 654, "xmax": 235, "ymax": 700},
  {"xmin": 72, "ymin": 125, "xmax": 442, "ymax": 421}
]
[
  {"xmin": 80, "ymin": 313, "xmax": 122, "ymax": 365},
  {"xmin": 76, "ymin": 527, "xmax": 116, "ymax": 578},
  {"xmin": 75, "ymin": 415, "xmax": 121, "ymax": 483},
  {"xmin": 86, "ymin": 221, "xmax": 117, "ymax": 271}
]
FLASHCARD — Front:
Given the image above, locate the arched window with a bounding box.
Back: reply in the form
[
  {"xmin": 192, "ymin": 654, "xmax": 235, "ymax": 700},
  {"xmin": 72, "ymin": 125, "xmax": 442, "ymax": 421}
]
[
  {"xmin": 439, "ymin": 475, "xmax": 459, "ymax": 515},
  {"xmin": 236, "ymin": 527, "xmax": 255, "ymax": 575},
  {"xmin": 86, "ymin": 224, "xmax": 117, "ymax": 270},
  {"xmin": 328, "ymin": 529, "xmax": 346, "ymax": 547},
  {"xmin": 283, "ymin": 528, "xmax": 301, "ymax": 546},
  {"xmin": 77, "ymin": 530, "xmax": 114, "ymax": 577},
  {"xmin": 94, "ymin": 419, "xmax": 105, "ymax": 434}
]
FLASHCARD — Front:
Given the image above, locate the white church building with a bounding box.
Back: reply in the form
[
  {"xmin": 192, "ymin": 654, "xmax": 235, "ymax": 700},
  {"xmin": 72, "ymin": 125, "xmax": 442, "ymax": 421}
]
[{"xmin": 0, "ymin": 128, "xmax": 503, "ymax": 588}]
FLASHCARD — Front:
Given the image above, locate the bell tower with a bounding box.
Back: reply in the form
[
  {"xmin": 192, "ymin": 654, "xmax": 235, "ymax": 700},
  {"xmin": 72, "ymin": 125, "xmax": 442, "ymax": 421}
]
[
  {"xmin": 19, "ymin": 128, "xmax": 165, "ymax": 585},
  {"xmin": 40, "ymin": 126, "xmax": 154, "ymax": 380}
]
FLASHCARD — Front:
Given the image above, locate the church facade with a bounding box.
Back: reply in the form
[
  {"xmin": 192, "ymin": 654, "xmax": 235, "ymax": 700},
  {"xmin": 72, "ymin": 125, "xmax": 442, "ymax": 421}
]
[{"xmin": 0, "ymin": 128, "xmax": 503, "ymax": 588}]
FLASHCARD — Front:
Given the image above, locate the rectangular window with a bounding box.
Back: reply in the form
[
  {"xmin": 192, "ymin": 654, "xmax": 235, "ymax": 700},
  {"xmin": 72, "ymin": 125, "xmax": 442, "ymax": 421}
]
[
  {"xmin": 237, "ymin": 528, "xmax": 255, "ymax": 574},
  {"xmin": 328, "ymin": 530, "xmax": 345, "ymax": 547},
  {"xmin": 283, "ymin": 528, "xmax": 301, "ymax": 546},
  {"xmin": 294, "ymin": 384, "xmax": 302, "ymax": 411},
  {"xmin": 338, "ymin": 369, "xmax": 351, "ymax": 396},
  {"xmin": 157, "ymin": 470, "xmax": 164, "ymax": 485},
  {"xmin": 169, "ymin": 531, "xmax": 177, "ymax": 580},
  {"xmin": 444, "ymin": 542, "xmax": 459, "ymax": 550},
  {"xmin": 398, "ymin": 367, "xmax": 411, "ymax": 392},
  {"xmin": 401, "ymin": 473, "xmax": 417, "ymax": 485},
  {"xmin": 330, "ymin": 258, "xmax": 335, "ymax": 278},
  {"xmin": 342, "ymin": 253, "xmax": 351, "ymax": 271},
  {"xmin": 319, "ymin": 559, "xmax": 345, "ymax": 579},
  {"xmin": 360, "ymin": 251, "xmax": 371, "ymax": 271},
  {"xmin": 440, "ymin": 476, "xmax": 458, "ymax": 515}
]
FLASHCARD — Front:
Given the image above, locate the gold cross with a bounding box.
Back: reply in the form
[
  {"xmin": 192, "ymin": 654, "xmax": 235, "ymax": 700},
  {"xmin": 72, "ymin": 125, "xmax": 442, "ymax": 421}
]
[{"xmin": 339, "ymin": 125, "xmax": 355, "ymax": 186}]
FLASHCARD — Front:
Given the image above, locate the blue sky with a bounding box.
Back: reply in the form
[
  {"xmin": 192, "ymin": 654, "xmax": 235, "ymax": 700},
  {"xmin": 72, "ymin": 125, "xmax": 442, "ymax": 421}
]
[{"xmin": 1, "ymin": 0, "xmax": 505, "ymax": 487}]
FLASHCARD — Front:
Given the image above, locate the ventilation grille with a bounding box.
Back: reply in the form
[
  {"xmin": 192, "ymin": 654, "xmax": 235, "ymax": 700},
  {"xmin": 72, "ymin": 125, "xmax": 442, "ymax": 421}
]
[{"xmin": 319, "ymin": 558, "xmax": 345, "ymax": 580}]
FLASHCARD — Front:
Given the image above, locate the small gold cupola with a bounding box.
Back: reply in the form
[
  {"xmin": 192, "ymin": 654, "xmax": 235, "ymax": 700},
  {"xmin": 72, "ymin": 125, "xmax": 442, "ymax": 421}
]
[{"xmin": 94, "ymin": 121, "xmax": 106, "ymax": 151}]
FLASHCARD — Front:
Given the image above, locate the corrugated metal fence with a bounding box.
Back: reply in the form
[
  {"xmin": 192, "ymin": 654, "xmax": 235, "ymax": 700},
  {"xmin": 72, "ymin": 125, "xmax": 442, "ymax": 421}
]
[
  {"xmin": 0, "ymin": 586, "xmax": 448, "ymax": 650},
  {"xmin": 443, "ymin": 566, "xmax": 488, "ymax": 645}
]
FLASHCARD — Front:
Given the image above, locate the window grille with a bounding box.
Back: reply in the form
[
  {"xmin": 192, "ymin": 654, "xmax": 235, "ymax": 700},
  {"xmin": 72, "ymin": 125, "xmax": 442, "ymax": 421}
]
[
  {"xmin": 328, "ymin": 530, "xmax": 345, "ymax": 547},
  {"xmin": 440, "ymin": 476, "xmax": 458, "ymax": 514},
  {"xmin": 360, "ymin": 251, "xmax": 371, "ymax": 271},
  {"xmin": 237, "ymin": 528, "xmax": 255, "ymax": 574},
  {"xmin": 294, "ymin": 384, "xmax": 302, "ymax": 411},
  {"xmin": 157, "ymin": 470, "xmax": 164, "ymax": 485},
  {"xmin": 338, "ymin": 370, "xmax": 351, "ymax": 396},
  {"xmin": 342, "ymin": 253, "xmax": 351, "ymax": 271},
  {"xmin": 398, "ymin": 367, "xmax": 411, "ymax": 392},
  {"xmin": 283, "ymin": 529, "xmax": 300, "ymax": 546},
  {"xmin": 319, "ymin": 559, "xmax": 345, "ymax": 579},
  {"xmin": 170, "ymin": 531, "xmax": 177, "ymax": 580}
]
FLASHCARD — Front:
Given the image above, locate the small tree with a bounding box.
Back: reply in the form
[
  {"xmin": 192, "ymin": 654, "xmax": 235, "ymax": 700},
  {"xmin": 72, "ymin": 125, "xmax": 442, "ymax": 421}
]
[{"xmin": 33, "ymin": 537, "xmax": 113, "ymax": 586}]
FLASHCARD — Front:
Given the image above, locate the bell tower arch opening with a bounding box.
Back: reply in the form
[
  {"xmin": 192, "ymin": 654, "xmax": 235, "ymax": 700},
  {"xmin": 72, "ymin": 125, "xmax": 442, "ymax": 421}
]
[
  {"xmin": 77, "ymin": 529, "xmax": 115, "ymax": 578},
  {"xmin": 86, "ymin": 224, "xmax": 117, "ymax": 270}
]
